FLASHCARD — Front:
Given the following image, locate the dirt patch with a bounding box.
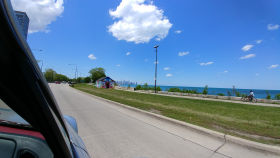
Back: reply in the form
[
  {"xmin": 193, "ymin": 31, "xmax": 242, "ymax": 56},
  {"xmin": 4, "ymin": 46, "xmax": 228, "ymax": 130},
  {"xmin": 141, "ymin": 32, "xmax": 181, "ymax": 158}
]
[{"xmin": 149, "ymin": 109, "xmax": 161, "ymax": 115}]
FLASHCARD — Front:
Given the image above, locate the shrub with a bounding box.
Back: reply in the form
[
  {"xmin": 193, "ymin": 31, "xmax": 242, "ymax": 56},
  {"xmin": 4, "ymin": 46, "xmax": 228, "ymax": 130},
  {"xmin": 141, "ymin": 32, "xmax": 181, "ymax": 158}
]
[
  {"xmin": 275, "ymin": 94, "xmax": 280, "ymax": 100},
  {"xmin": 217, "ymin": 93, "xmax": 225, "ymax": 96},
  {"xmin": 266, "ymin": 91, "xmax": 271, "ymax": 99},
  {"xmin": 143, "ymin": 83, "xmax": 149, "ymax": 90},
  {"xmin": 168, "ymin": 87, "xmax": 181, "ymax": 92},
  {"xmin": 235, "ymin": 91, "xmax": 241, "ymax": 97},
  {"xmin": 183, "ymin": 89, "xmax": 199, "ymax": 94},
  {"xmin": 134, "ymin": 84, "xmax": 161, "ymax": 91},
  {"xmin": 135, "ymin": 85, "xmax": 142, "ymax": 90},
  {"xmin": 168, "ymin": 88, "xmax": 199, "ymax": 94},
  {"xmin": 227, "ymin": 91, "xmax": 232, "ymax": 96},
  {"xmin": 241, "ymin": 94, "xmax": 247, "ymax": 98},
  {"xmin": 202, "ymin": 85, "xmax": 208, "ymax": 95},
  {"xmin": 156, "ymin": 86, "xmax": 162, "ymax": 91}
]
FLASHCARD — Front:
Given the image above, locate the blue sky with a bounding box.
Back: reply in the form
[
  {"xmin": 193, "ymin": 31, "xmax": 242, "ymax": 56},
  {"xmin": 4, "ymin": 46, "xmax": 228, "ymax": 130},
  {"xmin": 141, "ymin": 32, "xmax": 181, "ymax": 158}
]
[{"xmin": 13, "ymin": 0, "xmax": 280, "ymax": 89}]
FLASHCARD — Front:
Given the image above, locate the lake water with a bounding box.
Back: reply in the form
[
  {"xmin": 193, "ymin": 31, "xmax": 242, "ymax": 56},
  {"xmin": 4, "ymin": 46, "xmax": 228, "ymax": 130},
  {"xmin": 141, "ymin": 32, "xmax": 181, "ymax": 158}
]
[{"xmin": 119, "ymin": 84, "xmax": 280, "ymax": 99}]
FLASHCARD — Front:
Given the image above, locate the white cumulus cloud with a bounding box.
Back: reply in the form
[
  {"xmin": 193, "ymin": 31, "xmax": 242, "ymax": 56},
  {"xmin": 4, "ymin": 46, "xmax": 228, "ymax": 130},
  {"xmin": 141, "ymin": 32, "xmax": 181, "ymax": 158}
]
[
  {"xmin": 11, "ymin": 0, "xmax": 64, "ymax": 33},
  {"xmin": 88, "ymin": 54, "xmax": 97, "ymax": 60},
  {"xmin": 224, "ymin": 70, "xmax": 228, "ymax": 73},
  {"xmin": 163, "ymin": 67, "xmax": 170, "ymax": 71},
  {"xmin": 240, "ymin": 54, "xmax": 255, "ymax": 60},
  {"xmin": 126, "ymin": 52, "xmax": 131, "ymax": 56},
  {"xmin": 267, "ymin": 24, "xmax": 279, "ymax": 31},
  {"xmin": 174, "ymin": 30, "xmax": 182, "ymax": 34},
  {"xmin": 200, "ymin": 62, "xmax": 214, "ymax": 66},
  {"xmin": 108, "ymin": 0, "xmax": 172, "ymax": 44},
  {"xmin": 268, "ymin": 64, "xmax": 279, "ymax": 69},
  {"xmin": 166, "ymin": 73, "xmax": 172, "ymax": 77},
  {"xmin": 241, "ymin": 44, "xmax": 254, "ymax": 52},
  {"xmin": 116, "ymin": 64, "xmax": 121, "ymax": 67},
  {"xmin": 178, "ymin": 51, "xmax": 189, "ymax": 56}
]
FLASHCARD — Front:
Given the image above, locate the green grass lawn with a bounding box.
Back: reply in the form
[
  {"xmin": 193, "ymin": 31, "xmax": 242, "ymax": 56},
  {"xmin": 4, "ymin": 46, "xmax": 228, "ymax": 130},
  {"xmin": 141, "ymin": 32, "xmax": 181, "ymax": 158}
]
[{"xmin": 74, "ymin": 83, "xmax": 280, "ymax": 145}]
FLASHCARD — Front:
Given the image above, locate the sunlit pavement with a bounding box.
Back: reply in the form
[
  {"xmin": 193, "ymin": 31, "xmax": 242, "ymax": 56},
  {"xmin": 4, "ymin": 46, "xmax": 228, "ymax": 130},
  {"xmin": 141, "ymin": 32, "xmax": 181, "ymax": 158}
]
[{"xmin": 50, "ymin": 83, "xmax": 279, "ymax": 158}]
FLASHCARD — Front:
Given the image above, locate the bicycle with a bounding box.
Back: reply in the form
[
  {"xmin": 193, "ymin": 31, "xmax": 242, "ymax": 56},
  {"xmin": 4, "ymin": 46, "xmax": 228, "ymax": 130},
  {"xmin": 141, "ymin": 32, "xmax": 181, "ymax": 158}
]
[{"xmin": 241, "ymin": 95, "xmax": 257, "ymax": 103}]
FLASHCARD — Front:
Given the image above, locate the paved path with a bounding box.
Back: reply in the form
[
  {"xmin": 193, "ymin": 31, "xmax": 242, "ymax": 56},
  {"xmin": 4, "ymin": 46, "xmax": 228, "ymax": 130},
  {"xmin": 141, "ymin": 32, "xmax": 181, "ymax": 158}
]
[
  {"xmin": 122, "ymin": 89, "xmax": 280, "ymax": 108},
  {"xmin": 50, "ymin": 84, "xmax": 279, "ymax": 158}
]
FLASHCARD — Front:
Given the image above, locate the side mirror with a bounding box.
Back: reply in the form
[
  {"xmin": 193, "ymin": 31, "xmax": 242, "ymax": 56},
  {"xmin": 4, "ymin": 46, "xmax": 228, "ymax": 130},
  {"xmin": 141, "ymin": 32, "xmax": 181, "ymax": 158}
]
[{"xmin": 64, "ymin": 115, "xmax": 78, "ymax": 133}]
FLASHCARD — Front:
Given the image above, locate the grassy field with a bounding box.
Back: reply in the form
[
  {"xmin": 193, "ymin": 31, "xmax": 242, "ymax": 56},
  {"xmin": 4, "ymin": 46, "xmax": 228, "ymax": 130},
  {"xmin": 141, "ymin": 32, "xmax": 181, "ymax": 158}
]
[{"xmin": 74, "ymin": 84, "xmax": 280, "ymax": 145}]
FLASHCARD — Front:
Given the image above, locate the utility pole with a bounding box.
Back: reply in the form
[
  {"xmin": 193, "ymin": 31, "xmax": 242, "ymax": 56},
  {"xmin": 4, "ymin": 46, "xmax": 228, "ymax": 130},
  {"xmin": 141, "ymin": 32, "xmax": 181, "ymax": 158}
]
[
  {"xmin": 75, "ymin": 65, "xmax": 78, "ymax": 80},
  {"xmin": 154, "ymin": 45, "xmax": 159, "ymax": 93},
  {"xmin": 69, "ymin": 64, "xmax": 78, "ymax": 81}
]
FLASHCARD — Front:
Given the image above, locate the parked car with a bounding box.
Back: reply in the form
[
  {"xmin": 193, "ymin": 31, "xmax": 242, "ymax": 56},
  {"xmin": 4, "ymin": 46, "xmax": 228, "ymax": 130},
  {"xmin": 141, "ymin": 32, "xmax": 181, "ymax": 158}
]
[{"xmin": 0, "ymin": 0, "xmax": 90, "ymax": 157}]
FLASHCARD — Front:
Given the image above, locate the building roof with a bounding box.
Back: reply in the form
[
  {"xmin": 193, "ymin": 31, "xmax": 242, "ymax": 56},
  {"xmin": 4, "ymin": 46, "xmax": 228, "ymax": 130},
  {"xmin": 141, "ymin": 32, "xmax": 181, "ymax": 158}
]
[{"xmin": 96, "ymin": 76, "xmax": 115, "ymax": 82}]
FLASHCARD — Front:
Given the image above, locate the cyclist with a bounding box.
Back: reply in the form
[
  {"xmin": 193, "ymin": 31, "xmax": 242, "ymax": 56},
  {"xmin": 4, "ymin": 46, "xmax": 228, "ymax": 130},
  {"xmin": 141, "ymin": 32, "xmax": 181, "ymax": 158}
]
[{"xmin": 249, "ymin": 90, "xmax": 254, "ymax": 101}]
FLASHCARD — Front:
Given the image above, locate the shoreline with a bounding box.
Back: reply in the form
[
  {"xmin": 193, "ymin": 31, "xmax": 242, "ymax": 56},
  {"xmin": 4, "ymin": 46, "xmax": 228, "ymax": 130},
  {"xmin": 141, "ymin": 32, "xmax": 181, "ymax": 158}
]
[
  {"xmin": 118, "ymin": 84, "xmax": 280, "ymax": 99},
  {"xmin": 115, "ymin": 86, "xmax": 280, "ymax": 106}
]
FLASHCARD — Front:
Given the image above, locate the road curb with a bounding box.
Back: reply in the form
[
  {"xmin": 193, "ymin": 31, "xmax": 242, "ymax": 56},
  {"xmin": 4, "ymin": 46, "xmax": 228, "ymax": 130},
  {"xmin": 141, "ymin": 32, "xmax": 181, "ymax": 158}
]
[
  {"xmin": 225, "ymin": 135, "xmax": 280, "ymax": 155},
  {"xmin": 72, "ymin": 87, "xmax": 280, "ymax": 156}
]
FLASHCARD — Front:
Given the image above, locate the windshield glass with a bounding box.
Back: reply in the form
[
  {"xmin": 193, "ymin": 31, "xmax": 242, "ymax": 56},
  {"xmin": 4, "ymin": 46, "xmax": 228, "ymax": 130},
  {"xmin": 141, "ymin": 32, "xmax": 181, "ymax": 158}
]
[
  {"xmin": 0, "ymin": 98, "xmax": 30, "ymax": 126},
  {"xmin": 9, "ymin": 0, "xmax": 280, "ymax": 157}
]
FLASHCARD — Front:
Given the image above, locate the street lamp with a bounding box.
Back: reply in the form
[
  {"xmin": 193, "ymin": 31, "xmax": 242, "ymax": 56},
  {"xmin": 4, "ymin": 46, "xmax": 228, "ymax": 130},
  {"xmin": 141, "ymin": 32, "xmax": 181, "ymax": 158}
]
[
  {"xmin": 33, "ymin": 49, "xmax": 44, "ymax": 72},
  {"xmin": 36, "ymin": 60, "xmax": 43, "ymax": 71},
  {"xmin": 154, "ymin": 45, "xmax": 159, "ymax": 93}
]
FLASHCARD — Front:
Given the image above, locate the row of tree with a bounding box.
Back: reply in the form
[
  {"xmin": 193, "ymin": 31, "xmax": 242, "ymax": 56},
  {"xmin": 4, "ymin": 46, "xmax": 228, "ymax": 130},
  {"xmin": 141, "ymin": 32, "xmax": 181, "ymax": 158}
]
[
  {"xmin": 44, "ymin": 69, "xmax": 69, "ymax": 82},
  {"xmin": 43, "ymin": 67, "xmax": 106, "ymax": 83}
]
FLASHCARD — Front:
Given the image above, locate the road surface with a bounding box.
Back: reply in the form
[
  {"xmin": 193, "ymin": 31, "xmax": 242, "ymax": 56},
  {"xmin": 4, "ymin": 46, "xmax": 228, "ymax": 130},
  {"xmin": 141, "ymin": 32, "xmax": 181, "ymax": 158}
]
[{"xmin": 50, "ymin": 84, "xmax": 279, "ymax": 158}]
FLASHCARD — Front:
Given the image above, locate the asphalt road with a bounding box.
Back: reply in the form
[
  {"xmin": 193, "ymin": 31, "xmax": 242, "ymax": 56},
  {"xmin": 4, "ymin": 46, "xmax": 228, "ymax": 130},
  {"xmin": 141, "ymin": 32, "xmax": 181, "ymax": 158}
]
[{"xmin": 50, "ymin": 84, "xmax": 279, "ymax": 158}]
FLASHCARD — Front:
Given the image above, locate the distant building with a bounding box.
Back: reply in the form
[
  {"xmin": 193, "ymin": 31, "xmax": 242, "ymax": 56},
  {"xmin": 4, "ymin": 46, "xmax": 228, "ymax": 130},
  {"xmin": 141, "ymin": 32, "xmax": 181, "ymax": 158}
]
[
  {"xmin": 14, "ymin": 11, "xmax": 29, "ymax": 39},
  {"xmin": 96, "ymin": 77, "xmax": 116, "ymax": 88}
]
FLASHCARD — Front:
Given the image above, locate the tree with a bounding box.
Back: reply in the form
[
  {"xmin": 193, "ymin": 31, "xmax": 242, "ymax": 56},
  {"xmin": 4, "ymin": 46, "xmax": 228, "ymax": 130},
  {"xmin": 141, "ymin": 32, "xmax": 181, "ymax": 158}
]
[
  {"xmin": 76, "ymin": 77, "xmax": 83, "ymax": 83},
  {"xmin": 55, "ymin": 74, "xmax": 69, "ymax": 81},
  {"xmin": 202, "ymin": 85, "xmax": 208, "ymax": 95},
  {"xmin": 89, "ymin": 67, "xmax": 106, "ymax": 83},
  {"xmin": 266, "ymin": 91, "xmax": 271, "ymax": 99},
  {"xmin": 44, "ymin": 69, "xmax": 56, "ymax": 82},
  {"xmin": 84, "ymin": 77, "xmax": 91, "ymax": 83}
]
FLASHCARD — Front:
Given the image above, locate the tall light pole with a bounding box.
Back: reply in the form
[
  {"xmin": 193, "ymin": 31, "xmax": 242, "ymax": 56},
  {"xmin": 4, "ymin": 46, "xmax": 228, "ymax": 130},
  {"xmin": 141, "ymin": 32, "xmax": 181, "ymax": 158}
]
[
  {"xmin": 33, "ymin": 49, "xmax": 44, "ymax": 72},
  {"xmin": 154, "ymin": 45, "xmax": 159, "ymax": 93},
  {"xmin": 68, "ymin": 64, "xmax": 78, "ymax": 80},
  {"xmin": 36, "ymin": 60, "xmax": 43, "ymax": 71}
]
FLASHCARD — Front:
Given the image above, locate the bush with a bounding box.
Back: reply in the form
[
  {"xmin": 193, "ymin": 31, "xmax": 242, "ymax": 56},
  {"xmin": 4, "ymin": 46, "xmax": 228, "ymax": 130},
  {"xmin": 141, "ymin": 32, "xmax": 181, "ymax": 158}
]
[
  {"xmin": 266, "ymin": 91, "xmax": 271, "ymax": 99},
  {"xmin": 143, "ymin": 83, "xmax": 149, "ymax": 89},
  {"xmin": 235, "ymin": 91, "xmax": 241, "ymax": 97},
  {"xmin": 227, "ymin": 91, "xmax": 232, "ymax": 96},
  {"xmin": 217, "ymin": 93, "xmax": 225, "ymax": 96},
  {"xmin": 183, "ymin": 89, "xmax": 199, "ymax": 94},
  {"xmin": 168, "ymin": 87, "xmax": 181, "ymax": 92},
  {"xmin": 135, "ymin": 85, "xmax": 142, "ymax": 90},
  {"xmin": 275, "ymin": 94, "xmax": 280, "ymax": 100},
  {"xmin": 156, "ymin": 86, "xmax": 162, "ymax": 91},
  {"xmin": 134, "ymin": 84, "xmax": 161, "ymax": 91},
  {"xmin": 202, "ymin": 85, "xmax": 208, "ymax": 95},
  {"xmin": 168, "ymin": 88, "xmax": 199, "ymax": 94}
]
